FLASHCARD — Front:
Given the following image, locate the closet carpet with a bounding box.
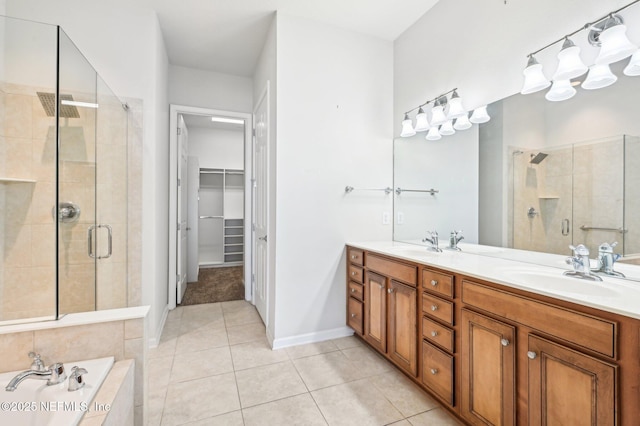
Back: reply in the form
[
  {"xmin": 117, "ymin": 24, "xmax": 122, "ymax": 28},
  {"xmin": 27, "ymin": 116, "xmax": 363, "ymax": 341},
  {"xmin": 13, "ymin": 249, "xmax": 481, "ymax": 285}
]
[{"xmin": 180, "ymin": 266, "xmax": 244, "ymax": 305}]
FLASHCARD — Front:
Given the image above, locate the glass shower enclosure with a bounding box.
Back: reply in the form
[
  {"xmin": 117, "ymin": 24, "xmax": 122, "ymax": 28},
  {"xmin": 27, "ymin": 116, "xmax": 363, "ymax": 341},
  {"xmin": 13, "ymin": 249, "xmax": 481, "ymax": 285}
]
[{"xmin": 0, "ymin": 16, "xmax": 128, "ymax": 324}]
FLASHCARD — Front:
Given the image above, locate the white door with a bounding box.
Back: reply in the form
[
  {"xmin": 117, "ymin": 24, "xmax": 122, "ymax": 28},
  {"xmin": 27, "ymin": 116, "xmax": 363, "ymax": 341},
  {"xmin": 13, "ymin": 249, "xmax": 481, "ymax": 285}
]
[
  {"xmin": 187, "ymin": 156, "xmax": 200, "ymax": 282},
  {"xmin": 253, "ymin": 84, "xmax": 270, "ymax": 325},
  {"xmin": 177, "ymin": 115, "xmax": 189, "ymax": 304}
]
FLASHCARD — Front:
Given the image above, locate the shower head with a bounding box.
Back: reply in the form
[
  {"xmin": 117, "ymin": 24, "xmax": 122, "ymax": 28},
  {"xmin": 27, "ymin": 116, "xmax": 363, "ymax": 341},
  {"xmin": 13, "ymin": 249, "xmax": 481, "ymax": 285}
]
[
  {"xmin": 529, "ymin": 152, "xmax": 548, "ymax": 164},
  {"xmin": 36, "ymin": 92, "xmax": 80, "ymax": 118}
]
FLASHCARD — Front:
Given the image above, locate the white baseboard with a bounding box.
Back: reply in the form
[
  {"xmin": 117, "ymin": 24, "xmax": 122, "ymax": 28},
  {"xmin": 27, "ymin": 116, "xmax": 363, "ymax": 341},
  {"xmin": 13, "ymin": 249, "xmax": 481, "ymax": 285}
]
[
  {"xmin": 148, "ymin": 304, "xmax": 170, "ymax": 348},
  {"xmin": 271, "ymin": 326, "xmax": 354, "ymax": 350}
]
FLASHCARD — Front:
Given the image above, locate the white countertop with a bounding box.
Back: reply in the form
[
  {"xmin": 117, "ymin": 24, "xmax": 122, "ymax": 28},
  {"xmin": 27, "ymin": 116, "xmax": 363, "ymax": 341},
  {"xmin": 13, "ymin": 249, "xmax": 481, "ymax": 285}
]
[{"xmin": 347, "ymin": 241, "xmax": 640, "ymax": 320}]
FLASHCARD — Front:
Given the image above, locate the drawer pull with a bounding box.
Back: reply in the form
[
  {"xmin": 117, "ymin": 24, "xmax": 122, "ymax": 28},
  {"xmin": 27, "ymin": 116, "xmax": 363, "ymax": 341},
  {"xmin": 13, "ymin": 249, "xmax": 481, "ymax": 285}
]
[
  {"xmin": 501, "ymin": 339, "xmax": 510, "ymax": 347},
  {"xmin": 431, "ymin": 331, "xmax": 438, "ymax": 337},
  {"xmin": 351, "ymin": 313, "xmax": 356, "ymax": 318},
  {"xmin": 431, "ymin": 280, "xmax": 438, "ymax": 286},
  {"xmin": 351, "ymin": 288, "xmax": 355, "ymax": 293},
  {"xmin": 351, "ymin": 255, "xmax": 357, "ymax": 259},
  {"xmin": 430, "ymin": 368, "xmax": 438, "ymax": 375},
  {"xmin": 527, "ymin": 351, "xmax": 537, "ymax": 360},
  {"xmin": 351, "ymin": 271, "xmax": 356, "ymax": 276},
  {"xmin": 388, "ymin": 288, "xmax": 394, "ymax": 294},
  {"xmin": 379, "ymin": 283, "xmax": 385, "ymax": 289},
  {"xmin": 431, "ymin": 305, "xmax": 438, "ymax": 311}
]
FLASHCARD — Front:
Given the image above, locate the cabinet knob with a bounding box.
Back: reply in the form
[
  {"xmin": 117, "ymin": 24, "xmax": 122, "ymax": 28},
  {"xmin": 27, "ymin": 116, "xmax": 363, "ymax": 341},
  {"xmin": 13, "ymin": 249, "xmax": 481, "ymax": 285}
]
[
  {"xmin": 351, "ymin": 255, "xmax": 357, "ymax": 259},
  {"xmin": 379, "ymin": 284, "xmax": 385, "ymax": 289},
  {"xmin": 431, "ymin": 280, "xmax": 438, "ymax": 286},
  {"xmin": 501, "ymin": 339, "xmax": 510, "ymax": 347},
  {"xmin": 527, "ymin": 351, "xmax": 538, "ymax": 360},
  {"xmin": 350, "ymin": 288, "xmax": 355, "ymax": 293},
  {"xmin": 430, "ymin": 368, "xmax": 438, "ymax": 375},
  {"xmin": 431, "ymin": 331, "xmax": 438, "ymax": 337},
  {"xmin": 387, "ymin": 288, "xmax": 394, "ymax": 294},
  {"xmin": 431, "ymin": 305, "xmax": 438, "ymax": 311},
  {"xmin": 351, "ymin": 313, "xmax": 356, "ymax": 318},
  {"xmin": 351, "ymin": 271, "xmax": 356, "ymax": 276}
]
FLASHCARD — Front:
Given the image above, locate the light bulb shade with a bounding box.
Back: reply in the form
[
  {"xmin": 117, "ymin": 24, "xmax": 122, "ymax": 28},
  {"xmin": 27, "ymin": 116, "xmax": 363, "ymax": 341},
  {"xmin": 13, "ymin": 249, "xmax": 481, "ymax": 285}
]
[
  {"xmin": 400, "ymin": 114, "xmax": 416, "ymax": 137},
  {"xmin": 453, "ymin": 113, "xmax": 472, "ymax": 130},
  {"xmin": 446, "ymin": 93, "xmax": 466, "ymax": 119},
  {"xmin": 414, "ymin": 108, "xmax": 430, "ymax": 132},
  {"xmin": 595, "ymin": 23, "xmax": 638, "ymax": 65},
  {"xmin": 553, "ymin": 39, "xmax": 588, "ymax": 80},
  {"xmin": 623, "ymin": 50, "xmax": 640, "ymax": 76},
  {"xmin": 521, "ymin": 56, "xmax": 551, "ymax": 95},
  {"xmin": 469, "ymin": 106, "xmax": 490, "ymax": 124},
  {"xmin": 545, "ymin": 79, "xmax": 576, "ymax": 102},
  {"xmin": 439, "ymin": 120, "xmax": 455, "ymax": 136},
  {"xmin": 582, "ymin": 64, "xmax": 617, "ymax": 90},
  {"xmin": 426, "ymin": 126, "xmax": 441, "ymax": 141},
  {"xmin": 430, "ymin": 104, "xmax": 447, "ymax": 126}
]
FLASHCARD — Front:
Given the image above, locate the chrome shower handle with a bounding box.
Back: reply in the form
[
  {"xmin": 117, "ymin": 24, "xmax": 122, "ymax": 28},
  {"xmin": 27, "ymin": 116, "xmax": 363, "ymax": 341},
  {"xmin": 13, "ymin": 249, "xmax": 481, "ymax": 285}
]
[
  {"xmin": 102, "ymin": 224, "xmax": 113, "ymax": 259},
  {"xmin": 88, "ymin": 225, "xmax": 97, "ymax": 259},
  {"xmin": 87, "ymin": 224, "xmax": 113, "ymax": 259}
]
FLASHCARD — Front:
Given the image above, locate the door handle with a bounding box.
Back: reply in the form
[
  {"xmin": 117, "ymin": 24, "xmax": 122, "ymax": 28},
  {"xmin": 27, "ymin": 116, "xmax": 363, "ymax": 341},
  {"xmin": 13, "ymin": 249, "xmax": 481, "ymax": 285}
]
[
  {"xmin": 258, "ymin": 235, "xmax": 268, "ymax": 242},
  {"xmin": 562, "ymin": 218, "xmax": 570, "ymax": 236},
  {"xmin": 88, "ymin": 224, "xmax": 113, "ymax": 259},
  {"xmin": 88, "ymin": 225, "xmax": 97, "ymax": 259}
]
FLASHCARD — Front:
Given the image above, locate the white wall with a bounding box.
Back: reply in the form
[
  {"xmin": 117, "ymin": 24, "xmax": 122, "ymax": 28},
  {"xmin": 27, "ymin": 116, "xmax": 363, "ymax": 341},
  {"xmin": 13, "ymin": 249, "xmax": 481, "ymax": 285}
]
[
  {"xmin": 273, "ymin": 14, "xmax": 393, "ymax": 347},
  {"xmin": 187, "ymin": 127, "xmax": 244, "ymax": 170},
  {"xmin": 169, "ymin": 65, "xmax": 253, "ymax": 113},
  {"xmin": 6, "ymin": 0, "xmax": 170, "ymax": 344},
  {"xmin": 252, "ymin": 14, "xmax": 278, "ymax": 341}
]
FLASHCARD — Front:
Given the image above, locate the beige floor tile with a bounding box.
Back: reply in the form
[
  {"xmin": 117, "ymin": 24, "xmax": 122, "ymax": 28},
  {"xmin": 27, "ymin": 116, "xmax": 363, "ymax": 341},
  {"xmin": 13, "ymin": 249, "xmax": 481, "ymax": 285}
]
[
  {"xmin": 369, "ymin": 371, "xmax": 439, "ymax": 417},
  {"xmin": 226, "ymin": 322, "xmax": 266, "ymax": 346},
  {"xmin": 230, "ymin": 338, "xmax": 288, "ymax": 371},
  {"xmin": 242, "ymin": 393, "xmax": 327, "ymax": 426},
  {"xmin": 407, "ymin": 408, "xmax": 463, "ymax": 425},
  {"xmin": 285, "ymin": 340, "xmax": 339, "ymax": 359},
  {"xmin": 221, "ymin": 300, "xmax": 253, "ymax": 313},
  {"xmin": 311, "ymin": 378, "xmax": 404, "ymax": 426},
  {"xmin": 331, "ymin": 335, "xmax": 364, "ymax": 350},
  {"xmin": 167, "ymin": 306, "xmax": 184, "ymax": 322},
  {"xmin": 223, "ymin": 305, "xmax": 262, "ymax": 327},
  {"xmin": 180, "ymin": 305, "xmax": 226, "ymax": 334},
  {"xmin": 388, "ymin": 421, "xmax": 412, "ymax": 426},
  {"xmin": 175, "ymin": 325, "xmax": 229, "ymax": 353},
  {"xmin": 148, "ymin": 336, "xmax": 177, "ymax": 360},
  {"xmin": 148, "ymin": 355, "xmax": 174, "ymax": 389},
  {"xmin": 235, "ymin": 360, "xmax": 308, "ymax": 408},
  {"xmin": 341, "ymin": 345, "xmax": 393, "ymax": 377},
  {"xmin": 292, "ymin": 351, "xmax": 361, "ymax": 391},
  {"xmin": 170, "ymin": 346, "xmax": 233, "ymax": 383},
  {"xmin": 161, "ymin": 372, "xmax": 240, "ymax": 426},
  {"xmin": 181, "ymin": 410, "xmax": 244, "ymax": 425}
]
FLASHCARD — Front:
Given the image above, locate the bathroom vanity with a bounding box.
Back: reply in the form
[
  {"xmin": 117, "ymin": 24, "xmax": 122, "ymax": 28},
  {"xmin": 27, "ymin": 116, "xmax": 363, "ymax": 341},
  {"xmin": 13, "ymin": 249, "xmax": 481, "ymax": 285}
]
[{"xmin": 346, "ymin": 242, "xmax": 640, "ymax": 426}]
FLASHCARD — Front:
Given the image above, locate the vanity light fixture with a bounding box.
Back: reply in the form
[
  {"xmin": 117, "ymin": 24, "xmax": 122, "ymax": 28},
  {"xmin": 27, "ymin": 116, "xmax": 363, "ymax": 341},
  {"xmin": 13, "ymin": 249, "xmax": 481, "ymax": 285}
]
[
  {"xmin": 469, "ymin": 106, "xmax": 491, "ymax": 123},
  {"xmin": 400, "ymin": 88, "xmax": 485, "ymax": 138},
  {"xmin": 520, "ymin": 0, "xmax": 640, "ymax": 101},
  {"xmin": 400, "ymin": 113, "xmax": 416, "ymax": 137},
  {"xmin": 582, "ymin": 64, "xmax": 618, "ymax": 90},
  {"xmin": 414, "ymin": 107, "xmax": 430, "ymax": 132}
]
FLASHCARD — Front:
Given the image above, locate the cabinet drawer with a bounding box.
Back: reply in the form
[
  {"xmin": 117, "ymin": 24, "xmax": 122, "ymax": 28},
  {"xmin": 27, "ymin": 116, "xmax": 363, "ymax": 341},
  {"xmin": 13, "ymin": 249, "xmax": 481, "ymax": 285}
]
[
  {"xmin": 422, "ymin": 269, "xmax": 454, "ymax": 298},
  {"xmin": 462, "ymin": 280, "xmax": 616, "ymax": 358},
  {"xmin": 348, "ymin": 297, "xmax": 364, "ymax": 335},
  {"xmin": 348, "ymin": 248, "xmax": 364, "ymax": 266},
  {"xmin": 422, "ymin": 317, "xmax": 454, "ymax": 352},
  {"xmin": 348, "ymin": 281, "xmax": 364, "ymax": 301},
  {"xmin": 367, "ymin": 254, "xmax": 417, "ymax": 286},
  {"xmin": 348, "ymin": 265, "xmax": 364, "ymax": 283},
  {"xmin": 422, "ymin": 293, "xmax": 454, "ymax": 326},
  {"xmin": 422, "ymin": 341, "xmax": 454, "ymax": 406}
]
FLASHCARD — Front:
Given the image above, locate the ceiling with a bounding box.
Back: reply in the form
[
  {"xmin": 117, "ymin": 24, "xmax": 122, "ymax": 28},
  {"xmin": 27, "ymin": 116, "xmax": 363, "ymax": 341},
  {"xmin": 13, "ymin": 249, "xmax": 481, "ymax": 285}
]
[{"xmin": 152, "ymin": 0, "xmax": 440, "ymax": 77}]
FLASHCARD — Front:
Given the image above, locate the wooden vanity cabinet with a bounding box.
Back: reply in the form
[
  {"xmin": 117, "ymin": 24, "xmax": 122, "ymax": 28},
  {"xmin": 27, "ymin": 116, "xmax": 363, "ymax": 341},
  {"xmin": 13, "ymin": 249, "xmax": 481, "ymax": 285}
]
[{"xmin": 346, "ymin": 248, "xmax": 364, "ymax": 336}]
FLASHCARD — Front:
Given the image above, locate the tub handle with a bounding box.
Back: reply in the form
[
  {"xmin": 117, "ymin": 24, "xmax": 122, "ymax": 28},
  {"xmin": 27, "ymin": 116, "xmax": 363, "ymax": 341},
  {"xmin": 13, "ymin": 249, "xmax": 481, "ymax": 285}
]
[{"xmin": 68, "ymin": 366, "xmax": 88, "ymax": 392}]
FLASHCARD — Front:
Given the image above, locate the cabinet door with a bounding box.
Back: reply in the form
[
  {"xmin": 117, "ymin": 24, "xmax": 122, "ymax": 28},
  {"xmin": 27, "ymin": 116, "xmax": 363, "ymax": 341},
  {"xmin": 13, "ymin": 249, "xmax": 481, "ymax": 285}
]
[
  {"xmin": 364, "ymin": 271, "xmax": 387, "ymax": 353},
  {"xmin": 460, "ymin": 309, "xmax": 516, "ymax": 426},
  {"xmin": 528, "ymin": 335, "xmax": 617, "ymax": 426},
  {"xmin": 388, "ymin": 280, "xmax": 417, "ymax": 376}
]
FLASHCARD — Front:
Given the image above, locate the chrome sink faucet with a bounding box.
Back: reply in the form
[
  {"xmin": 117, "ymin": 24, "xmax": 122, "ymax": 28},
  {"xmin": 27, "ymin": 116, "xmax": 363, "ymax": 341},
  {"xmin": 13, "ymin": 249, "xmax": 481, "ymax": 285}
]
[
  {"xmin": 422, "ymin": 231, "xmax": 442, "ymax": 252},
  {"xmin": 564, "ymin": 244, "xmax": 602, "ymax": 281},
  {"xmin": 447, "ymin": 230, "xmax": 464, "ymax": 251},
  {"xmin": 594, "ymin": 242, "xmax": 625, "ymax": 277},
  {"xmin": 5, "ymin": 352, "xmax": 66, "ymax": 392}
]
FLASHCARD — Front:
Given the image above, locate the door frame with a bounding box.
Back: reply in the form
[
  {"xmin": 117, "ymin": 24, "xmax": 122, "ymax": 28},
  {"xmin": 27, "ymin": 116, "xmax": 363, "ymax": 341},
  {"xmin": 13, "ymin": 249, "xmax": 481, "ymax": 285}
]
[{"xmin": 168, "ymin": 104, "xmax": 252, "ymax": 309}]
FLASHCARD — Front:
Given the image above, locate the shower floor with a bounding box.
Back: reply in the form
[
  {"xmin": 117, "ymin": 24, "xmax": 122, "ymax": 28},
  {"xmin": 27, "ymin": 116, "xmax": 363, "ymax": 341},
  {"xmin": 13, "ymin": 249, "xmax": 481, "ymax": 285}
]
[{"xmin": 180, "ymin": 266, "xmax": 244, "ymax": 306}]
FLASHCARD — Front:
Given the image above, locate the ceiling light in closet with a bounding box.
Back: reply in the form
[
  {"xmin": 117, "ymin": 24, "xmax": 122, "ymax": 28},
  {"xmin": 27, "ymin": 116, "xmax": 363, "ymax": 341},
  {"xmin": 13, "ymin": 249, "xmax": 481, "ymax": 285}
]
[{"xmin": 211, "ymin": 116, "xmax": 244, "ymax": 124}]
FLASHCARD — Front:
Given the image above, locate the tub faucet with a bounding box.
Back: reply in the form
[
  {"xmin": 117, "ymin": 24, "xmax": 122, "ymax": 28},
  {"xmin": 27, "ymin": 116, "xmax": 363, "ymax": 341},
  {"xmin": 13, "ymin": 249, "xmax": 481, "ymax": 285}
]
[
  {"xmin": 594, "ymin": 242, "xmax": 625, "ymax": 277},
  {"xmin": 448, "ymin": 230, "xmax": 464, "ymax": 251},
  {"xmin": 5, "ymin": 353, "xmax": 66, "ymax": 392},
  {"xmin": 563, "ymin": 244, "xmax": 602, "ymax": 281},
  {"xmin": 422, "ymin": 231, "xmax": 442, "ymax": 252}
]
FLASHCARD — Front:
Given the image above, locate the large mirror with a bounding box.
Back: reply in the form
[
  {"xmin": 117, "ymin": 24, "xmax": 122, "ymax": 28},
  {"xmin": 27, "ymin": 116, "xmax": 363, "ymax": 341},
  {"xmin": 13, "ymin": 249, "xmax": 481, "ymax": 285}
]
[{"xmin": 394, "ymin": 60, "xmax": 640, "ymax": 280}]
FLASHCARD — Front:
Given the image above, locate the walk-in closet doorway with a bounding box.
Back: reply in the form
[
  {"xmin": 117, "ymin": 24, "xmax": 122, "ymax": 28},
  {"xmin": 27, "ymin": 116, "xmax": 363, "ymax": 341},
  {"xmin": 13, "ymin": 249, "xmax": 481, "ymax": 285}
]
[{"xmin": 168, "ymin": 105, "xmax": 252, "ymax": 309}]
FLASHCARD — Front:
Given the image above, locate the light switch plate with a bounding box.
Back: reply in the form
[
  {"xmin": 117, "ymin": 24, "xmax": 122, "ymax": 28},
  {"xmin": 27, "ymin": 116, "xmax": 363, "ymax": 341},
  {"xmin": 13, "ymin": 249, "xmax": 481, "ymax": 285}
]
[
  {"xmin": 382, "ymin": 212, "xmax": 390, "ymax": 225},
  {"xmin": 397, "ymin": 212, "xmax": 404, "ymax": 225}
]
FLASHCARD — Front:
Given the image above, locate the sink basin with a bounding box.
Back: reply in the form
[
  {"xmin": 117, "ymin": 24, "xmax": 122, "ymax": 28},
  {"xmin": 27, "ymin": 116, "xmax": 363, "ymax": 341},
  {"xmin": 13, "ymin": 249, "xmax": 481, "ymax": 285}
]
[
  {"xmin": 501, "ymin": 267, "xmax": 622, "ymax": 298},
  {"xmin": 385, "ymin": 246, "xmax": 454, "ymax": 258}
]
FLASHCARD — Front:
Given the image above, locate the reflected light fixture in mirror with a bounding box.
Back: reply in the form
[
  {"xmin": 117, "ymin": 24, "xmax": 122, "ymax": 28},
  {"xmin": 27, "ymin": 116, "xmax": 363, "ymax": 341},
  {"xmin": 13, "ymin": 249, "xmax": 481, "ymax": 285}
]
[
  {"xmin": 454, "ymin": 113, "xmax": 472, "ymax": 130},
  {"xmin": 415, "ymin": 107, "xmax": 430, "ymax": 132},
  {"xmin": 595, "ymin": 16, "xmax": 638, "ymax": 65},
  {"xmin": 624, "ymin": 50, "xmax": 640, "ymax": 75},
  {"xmin": 545, "ymin": 79, "xmax": 577, "ymax": 101},
  {"xmin": 440, "ymin": 120, "xmax": 455, "ymax": 136},
  {"xmin": 469, "ymin": 105, "xmax": 490, "ymax": 123},
  {"xmin": 426, "ymin": 126, "xmax": 441, "ymax": 140},
  {"xmin": 582, "ymin": 64, "xmax": 618, "ymax": 89}
]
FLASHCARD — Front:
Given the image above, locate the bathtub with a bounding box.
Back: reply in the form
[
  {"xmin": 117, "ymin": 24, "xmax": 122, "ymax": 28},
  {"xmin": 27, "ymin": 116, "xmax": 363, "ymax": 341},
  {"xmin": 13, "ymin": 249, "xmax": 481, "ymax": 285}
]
[{"xmin": 0, "ymin": 356, "xmax": 114, "ymax": 426}]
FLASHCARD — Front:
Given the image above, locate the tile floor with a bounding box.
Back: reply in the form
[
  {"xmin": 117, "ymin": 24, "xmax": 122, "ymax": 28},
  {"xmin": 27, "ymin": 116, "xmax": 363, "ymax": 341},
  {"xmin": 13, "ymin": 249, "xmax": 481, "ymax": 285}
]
[{"xmin": 148, "ymin": 300, "xmax": 462, "ymax": 426}]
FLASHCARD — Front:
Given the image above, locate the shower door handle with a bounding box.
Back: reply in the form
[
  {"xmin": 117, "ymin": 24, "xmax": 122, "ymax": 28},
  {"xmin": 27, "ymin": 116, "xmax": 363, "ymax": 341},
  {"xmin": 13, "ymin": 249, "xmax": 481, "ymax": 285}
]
[
  {"xmin": 101, "ymin": 224, "xmax": 113, "ymax": 259},
  {"xmin": 88, "ymin": 225, "xmax": 97, "ymax": 259},
  {"xmin": 87, "ymin": 224, "xmax": 113, "ymax": 259},
  {"xmin": 561, "ymin": 219, "xmax": 570, "ymax": 236}
]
